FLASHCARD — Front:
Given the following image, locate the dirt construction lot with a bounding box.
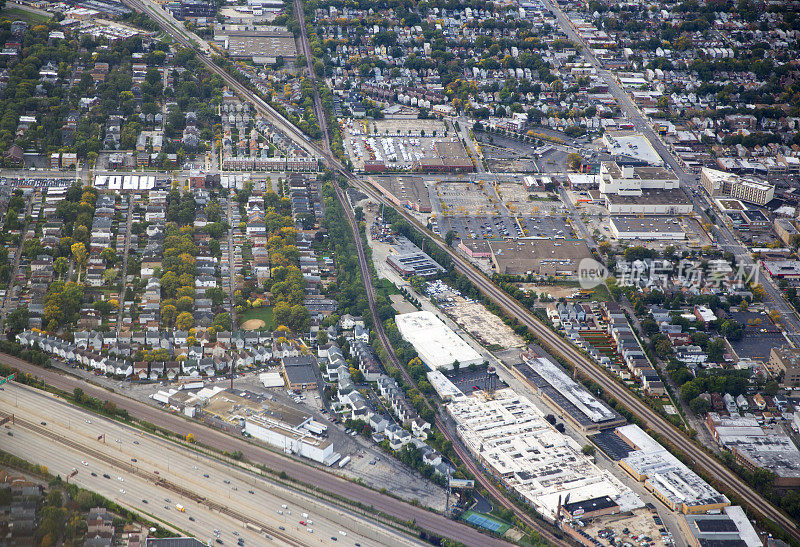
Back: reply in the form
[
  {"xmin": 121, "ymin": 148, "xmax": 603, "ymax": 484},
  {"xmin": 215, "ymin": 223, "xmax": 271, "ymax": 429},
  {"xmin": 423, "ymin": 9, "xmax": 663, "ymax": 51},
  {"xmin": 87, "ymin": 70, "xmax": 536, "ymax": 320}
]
[
  {"xmin": 443, "ymin": 295, "xmax": 525, "ymax": 349},
  {"xmin": 582, "ymin": 508, "xmax": 671, "ymax": 547}
]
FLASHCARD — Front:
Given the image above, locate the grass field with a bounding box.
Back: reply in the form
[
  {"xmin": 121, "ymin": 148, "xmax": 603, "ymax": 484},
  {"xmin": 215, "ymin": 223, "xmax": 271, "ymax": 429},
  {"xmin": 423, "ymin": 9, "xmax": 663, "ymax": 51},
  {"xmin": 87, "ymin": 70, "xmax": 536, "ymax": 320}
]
[
  {"xmin": 0, "ymin": 7, "xmax": 51, "ymax": 24},
  {"xmin": 238, "ymin": 306, "xmax": 274, "ymax": 330}
]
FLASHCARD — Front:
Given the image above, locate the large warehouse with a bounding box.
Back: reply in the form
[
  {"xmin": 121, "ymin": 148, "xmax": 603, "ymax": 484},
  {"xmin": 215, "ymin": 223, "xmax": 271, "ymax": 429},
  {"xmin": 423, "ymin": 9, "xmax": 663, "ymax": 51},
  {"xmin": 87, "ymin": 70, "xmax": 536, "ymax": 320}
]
[
  {"xmin": 447, "ymin": 389, "xmax": 642, "ymax": 521},
  {"xmin": 395, "ymin": 311, "xmax": 483, "ymax": 370},
  {"xmin": 609, "ymin": 216, "xmax": 686, "ymax": 240}
]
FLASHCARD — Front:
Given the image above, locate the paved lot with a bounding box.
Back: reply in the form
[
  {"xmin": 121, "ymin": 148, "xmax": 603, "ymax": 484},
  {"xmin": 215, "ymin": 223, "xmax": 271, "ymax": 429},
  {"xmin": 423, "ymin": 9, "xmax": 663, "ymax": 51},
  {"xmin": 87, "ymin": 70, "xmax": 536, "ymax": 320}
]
[{"xmin": 445, "ymin": 367, "xmax": 506, "ymax": 395}]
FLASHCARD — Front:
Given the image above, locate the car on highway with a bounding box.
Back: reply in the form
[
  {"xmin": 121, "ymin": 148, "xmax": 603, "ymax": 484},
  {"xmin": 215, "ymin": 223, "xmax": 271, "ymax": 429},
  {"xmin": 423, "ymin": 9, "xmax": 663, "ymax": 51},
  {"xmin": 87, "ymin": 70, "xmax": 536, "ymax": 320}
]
[
  {"xmin": 248, "ymin": 490, "xmax": 254, "ymax": 494},
  {"xmin": 299, "ymin": 521, "xmax": 306, "ymax": 526},
  {"xmin": 6, "ymin": 432, "xmax": 11, "ymax": 436},
  {"xmin": 203, "ymin": 474, "xmax": 210, "ymax": 478},
  {"xmin": 224, "ymin": 479, "xmax": 230, "ymax": 484},
  {"xmin": 331, "ymin": 537, "xmax": 338, "ymax": 541},
  {"xmin": 215, "ymin": 540, "xmax": 223, "ymax": 545},
  {"xmin": 85, "ymin": 419, "xmax": 91, "ymax": 424},
  {"xmin": 131, "ymin": 458, "xmax": 137, "ymax": 462},
  {"xmin": 81, "ymin": 460, "xmax": 88, "ymax": 466},
  {"xmin": 232, "ymin": 531, "xmax": 238, "ymax": 536},
  {"xmin": 91, "ymin": 472, "xmax": 97, "ymax": 477},
  {"xmin": 142, "ymin": 499, "xmax": 148, "ymax": 504},
  {"xmin": 119, "ymin": 489, "xmax": 125, "ymax": 494},
  {"xmin": 278, "ymin": 526, "xmax": 285, "ymax": 531},
  {"xmin": 189, "ymin": 517, "xmax": 195, "ymax": 522},
  {"xmin": 133, "ymin": 440, "xmax": 139, "ymax": 445},
  {"xmin": 40, "ymin": 421, "xmax": 46, "ymax": 425},
  {"xmin": 102, "ymin": 474, "xmax": 110, "ymax": 479},
  {"xmin": 117, "ymin": 477, "xmax": 124, "ymax": 482}
]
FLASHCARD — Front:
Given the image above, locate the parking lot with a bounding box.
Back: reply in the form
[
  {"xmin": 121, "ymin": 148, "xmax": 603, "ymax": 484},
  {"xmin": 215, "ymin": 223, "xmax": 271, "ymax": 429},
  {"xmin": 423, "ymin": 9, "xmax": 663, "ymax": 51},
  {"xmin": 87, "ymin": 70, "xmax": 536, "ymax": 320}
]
[
  {"xmin": 438, "ymin": 214, "xmax": 573, "ymax": 241},
  {"xmin": 439, "ymin": 215, "xmax": 518, "ymax": 239},
  {"xmin": 436, "ymin": 181, "xmax": 497, "ymax": 216},
  {"xmin": 519, "ymin": 215, "xmax": 573, "ymax": 238},
  {"xmin": 445, "ymin": 366, "xmax": 506, "ymax": 395}
]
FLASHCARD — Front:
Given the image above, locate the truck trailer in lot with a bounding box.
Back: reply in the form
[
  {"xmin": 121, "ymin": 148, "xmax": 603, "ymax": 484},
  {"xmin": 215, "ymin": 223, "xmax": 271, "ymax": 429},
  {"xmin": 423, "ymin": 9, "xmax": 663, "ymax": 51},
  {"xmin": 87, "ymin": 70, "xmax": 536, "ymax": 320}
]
[{"xmin": 338, "ymin": 456, "xmax": 351, "ymax": 468}]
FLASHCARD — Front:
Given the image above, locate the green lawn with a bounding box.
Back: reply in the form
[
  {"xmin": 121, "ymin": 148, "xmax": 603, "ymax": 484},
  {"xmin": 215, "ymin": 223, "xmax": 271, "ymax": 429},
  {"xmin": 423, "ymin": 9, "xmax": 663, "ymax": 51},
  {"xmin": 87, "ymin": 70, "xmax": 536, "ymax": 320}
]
[
  {"xmin": 238, "ymin": 306, "xmax": 274, "ymax": 330},
  {"xmin": 0, "ymin": 7, "xmax": 51, "ymax": 24}
]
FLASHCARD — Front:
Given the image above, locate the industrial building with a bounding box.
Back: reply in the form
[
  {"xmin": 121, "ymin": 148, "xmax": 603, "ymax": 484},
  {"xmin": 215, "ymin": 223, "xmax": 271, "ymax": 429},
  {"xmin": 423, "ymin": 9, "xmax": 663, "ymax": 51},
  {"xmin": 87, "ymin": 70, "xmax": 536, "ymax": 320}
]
[
  {"xmin": 426, "ymin": 370, "xmax": 464, "ymax": 401},
  {"xmin": 513, "ymin": 354, "xmax": 626, "ymax": 432},
  {"xmin": 615, "ymin": 425, "xmax": 730, "ymax": 514},
  {"xmin": 701, "ymin": 168, "xmax": 775, "ymax": 206},
  {"xmin": 244, "ymin": 415, "xmax": 334, "ymax": 463},
  {"xmin": 481, "ymin": 239, "xmax": 593, "ymax": 276},
  {"xmin": 413, "ymin": 141, "xmax": 474, "ymax": 173},
  {"xmin": 609, "ymin": 216, "xmax": 685, "ymax": 240},
  {"xmin": 706, "ymin": 413, "xmax": 800, "ymax": 489},
  {"xmin": 395, "ymin": 311, "xmax": 483, "ymax": 370},
  {"xmin": 679, "ymin": 506, "xmax": 762, "ymax": 547},
  {"xmin": 369, "ymin": 176, "xmax": 432, "ymax": 213},
  {"xmin": 446, "ymin": 389, "xmax": 642, "ymax": 521},
  {"xmin": 281, "ymin": 355, "xmax": 318, "ymax": 390},
  {"xmin": 214, "ymin": 27, "xmax": 296, "ymax": 65},
  {"xmin": 386, "ymin": 236, "xmax": 445, "ymax": 278},
  {"xmin": 204, "ymin": 389, "xmax": 334, "ymax": 464}
]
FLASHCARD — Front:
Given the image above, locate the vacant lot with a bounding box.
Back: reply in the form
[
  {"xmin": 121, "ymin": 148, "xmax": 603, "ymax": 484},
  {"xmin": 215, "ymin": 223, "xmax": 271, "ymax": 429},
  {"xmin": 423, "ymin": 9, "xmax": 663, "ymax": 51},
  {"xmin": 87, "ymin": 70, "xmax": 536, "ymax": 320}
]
[{"xmin": 444, "ymin": 295, "xmax": 525, "ymax": 349}]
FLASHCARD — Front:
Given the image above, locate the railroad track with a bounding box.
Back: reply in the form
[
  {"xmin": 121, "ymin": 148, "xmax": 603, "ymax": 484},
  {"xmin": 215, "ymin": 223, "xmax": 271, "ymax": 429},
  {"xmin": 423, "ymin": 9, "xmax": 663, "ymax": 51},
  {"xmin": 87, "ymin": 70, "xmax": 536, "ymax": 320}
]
[
  {"xmin": 2, "ymin": 411, "xmax": 306, "ymax": 546},
  {"xmin": 107, "ymin": 0, "xmax": 800, "ymax": 541}
]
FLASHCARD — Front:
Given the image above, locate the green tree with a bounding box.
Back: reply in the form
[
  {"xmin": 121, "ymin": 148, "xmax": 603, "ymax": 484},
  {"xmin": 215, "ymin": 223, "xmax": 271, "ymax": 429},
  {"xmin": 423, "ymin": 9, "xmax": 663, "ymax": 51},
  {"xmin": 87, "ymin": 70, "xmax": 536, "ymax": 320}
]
[{"xmin": 176, "ymin": 311, "xmax": 194, "ymax": 331}]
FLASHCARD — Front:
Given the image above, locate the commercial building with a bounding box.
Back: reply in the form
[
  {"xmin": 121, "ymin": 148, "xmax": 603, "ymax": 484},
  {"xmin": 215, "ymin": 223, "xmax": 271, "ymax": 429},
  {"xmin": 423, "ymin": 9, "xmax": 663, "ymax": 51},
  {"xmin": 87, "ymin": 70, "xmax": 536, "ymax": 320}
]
[
  {"xmin": 604, "ymin": 189, "xmax": 692, "ymax": 215},
  {"xmin": 598, "ymin": 161, "xmax": 690, "ymax": 215},
  {"xmin": 386, "ymin": 236, "xmax": 445, "ymax": 278},
  {"xmin": 513, "ymin": 353, "xmax": 626, "ymax": 432},
  {"xmin": 395, "ymin": 311, "xmax": 483, "ymax": 370},
  {"xmin": 706, "ymin": 413, "xmax": 800, "ymax": 489},
  {"xmin": 609, "ymin": 216, "xmax": 685, "ymax": 240},
  {"xmin": 485, "ymin": 239, "xmax": 593, "ymax": 276},
  {"xmin": 774, "ymin": 218, "xmax": 799, "ymax": 246},
  {"xmin": 769, "ymin": 346, "xmax": 800, "ymax": 388},
  {"xmin": 446, "ymin": 389, "xmax": 641, "ymax": 521},
  {"xmin": 616, "ymin": 425, "xmax": 729, "ymax": 514},
  {"xmin": 701, "ymin": 168, "xmax": 775, "ymax": 206},
  {"xmin": 762, "ymin": 260, "xmax": 800, "ymax": 280},
  {"xmin": 679, "ymin": 506, "xmax": 762, "ymax": 547},
  {"xmin": 603, "ymin": 131, "xmax": 663, "ymax": 166},
  {"xmin": 173, "ymin": 0, "xmax": 217, "ymax": 20},
  {"xmin": 599, "ymin": 162, "xmax": 679, "ymax": 195}
]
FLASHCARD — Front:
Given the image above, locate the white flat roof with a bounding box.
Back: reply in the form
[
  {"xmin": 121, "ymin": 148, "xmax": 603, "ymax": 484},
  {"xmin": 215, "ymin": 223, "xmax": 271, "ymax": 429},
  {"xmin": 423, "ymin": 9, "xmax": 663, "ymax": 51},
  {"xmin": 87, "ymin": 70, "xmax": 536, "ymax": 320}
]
[
  {"xmin": 447, "ymin": 389, "xmax": 641, "ymax": 520},
  {"xmin": 395, "ymin": 311, "xmax": 482, "ymax": 370}
]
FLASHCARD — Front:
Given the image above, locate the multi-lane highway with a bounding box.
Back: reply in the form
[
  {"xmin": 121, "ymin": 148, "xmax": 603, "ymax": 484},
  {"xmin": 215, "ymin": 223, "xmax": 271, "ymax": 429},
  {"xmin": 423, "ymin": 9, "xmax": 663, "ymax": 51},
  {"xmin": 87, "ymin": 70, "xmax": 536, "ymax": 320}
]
[
  {"xmin": 0, "ymin": 382, "xmax": 425, "ymax": 546},
  {"xmin": 0, "ymin": 354, "xmax": 512, "ymax": 547}
]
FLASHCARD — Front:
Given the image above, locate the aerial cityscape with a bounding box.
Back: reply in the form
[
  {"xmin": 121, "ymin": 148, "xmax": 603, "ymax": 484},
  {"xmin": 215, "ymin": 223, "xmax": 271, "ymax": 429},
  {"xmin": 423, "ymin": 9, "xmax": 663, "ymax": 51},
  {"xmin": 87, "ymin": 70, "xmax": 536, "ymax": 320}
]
[{"xmin": 0, "ymin": 0, "xmax": 798, "ymax": 545}]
